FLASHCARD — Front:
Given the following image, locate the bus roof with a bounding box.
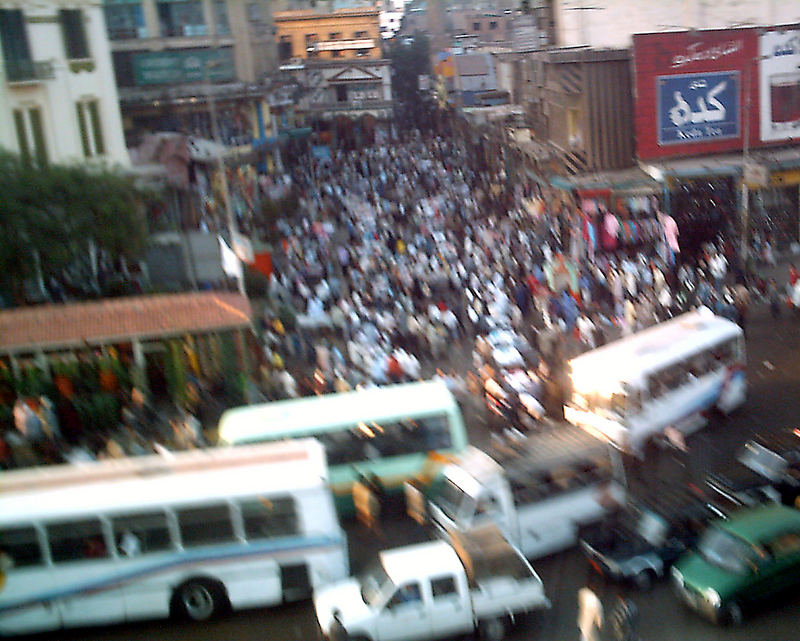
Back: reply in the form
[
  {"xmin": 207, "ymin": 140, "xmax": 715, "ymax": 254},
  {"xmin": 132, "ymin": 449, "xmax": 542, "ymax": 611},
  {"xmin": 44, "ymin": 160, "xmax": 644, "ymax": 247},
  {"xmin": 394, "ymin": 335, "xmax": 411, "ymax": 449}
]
[
  {"xmin": 568, "ymin": 308, "xmax": 742, "ymax": 388},
  {"xmin": 218, "ymin": 380, "xmax": 459, "ymax": 445},
  {"xmin": 0, "ymin": 439, "xmax": 328, "ymax": 525}
]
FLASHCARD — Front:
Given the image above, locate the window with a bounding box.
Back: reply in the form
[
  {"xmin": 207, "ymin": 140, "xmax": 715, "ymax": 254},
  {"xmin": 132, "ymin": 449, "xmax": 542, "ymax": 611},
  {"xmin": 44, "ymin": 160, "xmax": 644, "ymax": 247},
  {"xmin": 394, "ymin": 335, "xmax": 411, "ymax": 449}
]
[
  {"xmin": 60, "ymin": 9, "xmax": 90, "ymax": 59},
  {"xmin": 13, "ymin": 106, "xmax": 48, "ymax": 167},
  {"xmin": 213, "ymin": 0, "xmax": 230, "ymax": 36},
  {"xmin": 567, "ymin": 107, "xmax": 582, "ymax": 146},
  {"xmin": 104, "ymin": 3, "xmax": 146, "ymax": 40},
  {"xmin": 331, "ymin": 50, "xmax": 342, "ymax": 58},
  {"xmin": 0, "ymin": 9, "xmax": 33, "ymax": 81},
  {"xmin": 335, "ymin": 84, "xmax": 348, "ymax": 103},
  {"xmin": 0, "ymin": 526, "xmax": 43, "ymax": 568},
  {"xmin": 278, "ymin": 35, "xmax": 292, "ymax": 61},
  {"xmin": 473, "ymin": 22, "xmax": 481, "ymax": 31},
  {"xmin": 157, "ymin": 0, "xmax": 206, "ymax": 37},
  {"xmin": 47, "ymin": 519, "xmax": 109, "ymax": 563},
  {"xmin": 111, "ymin": 511, "xmax": 172, "ymax": 556},
  {"xmin": 431, "ymin": 576, "xmax": 457, "ymax": 598},
  {"xmin": 247, "ymin": 1, "xmax": 263, "ymax": 22},
  {"xmin": 316, "ymin": 414, "xmax": 453, "ymax": 465},
  {"xmin": 305, "ymin": 33, "xmax": 318, "ymax": 57},
  {"xmin": 328, "ymin": 32, "xmax": 341, "ymax": 40},
  {"xmin": 240, "ymin": 497, "xmax": 299, "ymax": 539},
  {"xmin": 354, "ymin": 30, "xmax": 368, "ymax": 38},
  {"xmin": 75, "ymin": 100, "xmax": 105, "ymax": 158},
  {"xmin": 489, "ymin": 21, "xmax": 498, "ymax": 30},
  {"xmin": 176, "ymin": 504, "xmax": 234, "ymax": 547},
  {"xmin": 388, "ymin": 582, "xmax": 422, "ymax": 607}
]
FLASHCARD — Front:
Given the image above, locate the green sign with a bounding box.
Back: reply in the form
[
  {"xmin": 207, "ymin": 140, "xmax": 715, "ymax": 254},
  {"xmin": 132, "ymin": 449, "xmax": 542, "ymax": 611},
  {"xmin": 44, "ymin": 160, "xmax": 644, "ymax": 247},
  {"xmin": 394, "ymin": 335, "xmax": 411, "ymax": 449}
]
[{"xmin": 133, "ymin": 48, "xmax": 235, "ymax": 86}]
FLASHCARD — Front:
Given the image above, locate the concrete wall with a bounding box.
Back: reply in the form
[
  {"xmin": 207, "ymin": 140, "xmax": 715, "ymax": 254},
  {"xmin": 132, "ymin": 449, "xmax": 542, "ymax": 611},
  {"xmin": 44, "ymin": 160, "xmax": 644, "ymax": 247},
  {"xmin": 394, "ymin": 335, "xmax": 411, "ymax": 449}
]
[{"xmin": 554, "ymin": 0, "xmax": 800, "ymax": 48}]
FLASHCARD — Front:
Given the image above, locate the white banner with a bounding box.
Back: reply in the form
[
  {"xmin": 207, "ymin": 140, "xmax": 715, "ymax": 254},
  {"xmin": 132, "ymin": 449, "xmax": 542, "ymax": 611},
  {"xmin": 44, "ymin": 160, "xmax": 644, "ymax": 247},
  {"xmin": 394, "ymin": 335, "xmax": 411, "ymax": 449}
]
[
  {"xmin": 218, "ymin": 236, "xmax": 243, "ymax": 281},
  {"xmin": 759, "ymin": 30, "xmax": 800, "ymax": 142}
]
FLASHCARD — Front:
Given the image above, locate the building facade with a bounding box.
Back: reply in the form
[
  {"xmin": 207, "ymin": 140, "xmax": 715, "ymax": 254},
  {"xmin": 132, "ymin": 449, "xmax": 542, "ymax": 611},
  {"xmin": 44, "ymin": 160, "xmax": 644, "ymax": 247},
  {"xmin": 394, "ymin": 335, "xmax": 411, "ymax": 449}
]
[
  {"xmin": 0, "ymin": 2, "xmax": 128, "ymax": 166},
  {"xmin": 274, "ymin": 6, "xmax": 393, "ymax": 134},
  {"xmin": 103, "ymin": 0, "xmax": 278, "ymax": 146}
]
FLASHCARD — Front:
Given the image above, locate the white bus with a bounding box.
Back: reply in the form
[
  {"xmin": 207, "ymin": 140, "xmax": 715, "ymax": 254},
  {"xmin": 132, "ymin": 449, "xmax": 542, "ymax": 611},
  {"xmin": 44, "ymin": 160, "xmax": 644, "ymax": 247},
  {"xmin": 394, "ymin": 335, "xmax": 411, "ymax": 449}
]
[
  {"xmin": 0, "ymin": 439, "xmax": 348, "ymax": 636},
  {"xmin": 217, "ymin": 380, "xmax": 469, "ymax": 515},
  {"xmin": 565, "ymin": 307, "xmax": 746, "ymax": 455}
]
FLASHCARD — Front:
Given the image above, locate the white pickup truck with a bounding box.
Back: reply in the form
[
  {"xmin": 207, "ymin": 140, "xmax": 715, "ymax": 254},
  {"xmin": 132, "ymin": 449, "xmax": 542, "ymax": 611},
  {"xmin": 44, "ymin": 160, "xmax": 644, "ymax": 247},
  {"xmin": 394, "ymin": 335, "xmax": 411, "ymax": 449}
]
[{"xmin": 314, "ymin": 525, "xmax": 550, "ymax": 641}]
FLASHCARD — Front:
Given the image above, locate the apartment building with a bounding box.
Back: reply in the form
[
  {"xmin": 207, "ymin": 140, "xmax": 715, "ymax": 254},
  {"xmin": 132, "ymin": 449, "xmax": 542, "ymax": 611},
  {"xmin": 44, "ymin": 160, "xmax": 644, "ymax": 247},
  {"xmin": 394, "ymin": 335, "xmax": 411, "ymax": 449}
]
[
  {"xmin": 103, "ymin": 0, "xmax": 278, "ymax": 146},
  {"xmin": 274, "ymin": 6, "xmax": 393, "ymax": 132},
  {"xmin": 0, "ymin": 2, "xmax": 128, "ymax": 166}
]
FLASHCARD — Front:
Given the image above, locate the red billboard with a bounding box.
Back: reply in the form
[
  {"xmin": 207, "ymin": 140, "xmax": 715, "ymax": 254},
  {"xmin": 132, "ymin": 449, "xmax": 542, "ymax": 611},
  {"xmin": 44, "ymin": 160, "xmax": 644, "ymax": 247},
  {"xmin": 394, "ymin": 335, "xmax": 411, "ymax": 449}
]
[{"xmin": 633, "ymin": 28, "xmax": 759, "ymax": 160}]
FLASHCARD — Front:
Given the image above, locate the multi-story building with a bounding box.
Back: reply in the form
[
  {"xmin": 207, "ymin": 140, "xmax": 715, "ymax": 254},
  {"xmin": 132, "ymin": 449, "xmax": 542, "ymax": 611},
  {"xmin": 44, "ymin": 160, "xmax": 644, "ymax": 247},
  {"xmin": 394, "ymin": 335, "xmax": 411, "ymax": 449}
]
[
  {"xmin": 102, "ymin": 0, "xmax": 279, "ymax": 147},
  {"xmin": 274, "ymin": 5, "xmax": 393, "ymax": 141},
  {"xmin": 0, "ymin": 2, "xmax": 128, "ymax": 166}
]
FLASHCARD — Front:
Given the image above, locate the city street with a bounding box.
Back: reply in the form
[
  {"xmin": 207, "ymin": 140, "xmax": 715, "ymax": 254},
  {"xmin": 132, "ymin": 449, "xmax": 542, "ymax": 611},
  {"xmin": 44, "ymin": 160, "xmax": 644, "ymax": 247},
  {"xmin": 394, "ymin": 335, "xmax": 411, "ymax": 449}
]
[{"xmin": 17, "ymin": 296, "xmax": 800, "ymax": 641}]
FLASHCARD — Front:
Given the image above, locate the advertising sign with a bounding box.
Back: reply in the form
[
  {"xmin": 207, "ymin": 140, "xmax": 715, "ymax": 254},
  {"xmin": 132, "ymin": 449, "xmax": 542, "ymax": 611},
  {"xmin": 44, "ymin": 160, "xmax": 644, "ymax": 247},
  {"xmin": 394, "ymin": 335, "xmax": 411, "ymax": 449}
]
[
  {"xmin": 133, "ymin": 48, "xmax": 235, "ymax": 86},
  {"xmin": 759, "ymin": 30, "xmax": 800, "ymax": 142},
  {"xmin": 657, "ymin": 71, "xmax": 739, "ymax": 145}
]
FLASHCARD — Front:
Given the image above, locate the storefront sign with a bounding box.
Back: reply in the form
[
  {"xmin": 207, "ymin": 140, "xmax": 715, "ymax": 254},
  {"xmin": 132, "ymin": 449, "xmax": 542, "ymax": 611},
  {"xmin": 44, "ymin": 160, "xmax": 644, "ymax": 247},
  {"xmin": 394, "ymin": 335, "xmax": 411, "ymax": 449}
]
[
  {"xmin": 658, "ymin": 71, "xmax": 739, "ymax": 145},
  {"xmin": 133, "ymin": 48, "xmax": 234, "ymax": 86},
  {"xmin": 770, "ymin": 169, "xmax": 800, "ymax": 186},
  {"xmin": 759, "ymin": 30, "xmax": 800, "ymax": 142}
]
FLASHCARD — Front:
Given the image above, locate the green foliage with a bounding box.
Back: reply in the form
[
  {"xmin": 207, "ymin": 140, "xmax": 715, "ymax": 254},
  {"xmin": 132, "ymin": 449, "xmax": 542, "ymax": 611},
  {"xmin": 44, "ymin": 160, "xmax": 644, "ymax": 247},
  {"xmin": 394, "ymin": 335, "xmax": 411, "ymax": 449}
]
[
  {"xmin": 74, "ymin": 392, "xmax": 120, "ymax": 434},
  {"xmin": 0, "ymin": 150, "xmax": 149, "ymax": 304},
  {"xmin": 389, "ymin": 33, "xmax": 431, "ymax": 105},
  {"xmin": 164, "ymin": 340, "xmax": 187, "ymax": 406}
]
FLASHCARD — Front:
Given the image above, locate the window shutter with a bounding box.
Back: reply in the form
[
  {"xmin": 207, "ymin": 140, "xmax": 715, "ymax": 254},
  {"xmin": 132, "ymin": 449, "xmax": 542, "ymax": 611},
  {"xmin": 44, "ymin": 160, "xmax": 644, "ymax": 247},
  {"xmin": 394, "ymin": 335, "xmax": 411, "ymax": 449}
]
[
  {"xmin": 88, "ymin": 101, "xmax": 105, "ymax": 155},
  {"xmin": 28, "ymin": 107, "xmax": 48, "ymax": 167},
  {"xmin": 60, "ymin": 9, "xmax": 89, "ymax": 59},
  {"xmin": 12, "ymin": 109, "xmax": 30, "ymax": 164},
  {"xmin": 76, "ymin": 103, "xmax": 91, "ymax": 157}
]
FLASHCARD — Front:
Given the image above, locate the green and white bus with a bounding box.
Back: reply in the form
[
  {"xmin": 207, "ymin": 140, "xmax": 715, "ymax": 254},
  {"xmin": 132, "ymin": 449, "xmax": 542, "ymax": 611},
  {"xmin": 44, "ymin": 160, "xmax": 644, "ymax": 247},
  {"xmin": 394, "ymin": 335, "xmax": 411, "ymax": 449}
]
[{"xmin": 217, "ymin": 380, "xmax": 470, "ymax": 514}]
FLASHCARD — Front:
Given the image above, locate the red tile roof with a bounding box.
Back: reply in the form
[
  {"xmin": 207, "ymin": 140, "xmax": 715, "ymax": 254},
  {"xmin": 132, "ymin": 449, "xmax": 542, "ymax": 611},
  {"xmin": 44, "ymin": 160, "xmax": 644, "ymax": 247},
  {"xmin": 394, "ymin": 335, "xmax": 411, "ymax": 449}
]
[{"xmin": 0, "ymin": 292, "xmax": 252, "ymax": 354}]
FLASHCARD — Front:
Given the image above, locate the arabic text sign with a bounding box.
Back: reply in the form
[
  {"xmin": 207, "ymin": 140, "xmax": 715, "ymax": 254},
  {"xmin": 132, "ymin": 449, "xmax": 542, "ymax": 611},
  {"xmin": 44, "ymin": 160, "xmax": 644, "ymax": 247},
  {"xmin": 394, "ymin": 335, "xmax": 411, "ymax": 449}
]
[
  {"xmin": 657, "ymin": 71, "xmax": 740, "ymax": 146},
  {"xmin": 133, "ymin": 48, "xmax": 235, "ymax": 86}
]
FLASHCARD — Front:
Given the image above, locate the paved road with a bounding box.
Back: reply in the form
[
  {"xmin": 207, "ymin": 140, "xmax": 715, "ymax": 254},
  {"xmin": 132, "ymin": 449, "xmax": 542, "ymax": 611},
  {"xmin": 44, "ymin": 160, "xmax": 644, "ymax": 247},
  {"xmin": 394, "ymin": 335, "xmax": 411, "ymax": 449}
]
[{"xmin": 18, "ymin": 300, "xmax": 800, "ymax": 641}]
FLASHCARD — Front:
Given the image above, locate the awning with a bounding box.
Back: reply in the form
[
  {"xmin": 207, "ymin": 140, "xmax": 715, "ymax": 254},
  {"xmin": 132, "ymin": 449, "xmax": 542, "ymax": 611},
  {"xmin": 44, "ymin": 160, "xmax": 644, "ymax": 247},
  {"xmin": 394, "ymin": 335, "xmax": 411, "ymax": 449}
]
[{"xmin": 548, "ymin": 167, "xmax": 661, "ymax": 195}]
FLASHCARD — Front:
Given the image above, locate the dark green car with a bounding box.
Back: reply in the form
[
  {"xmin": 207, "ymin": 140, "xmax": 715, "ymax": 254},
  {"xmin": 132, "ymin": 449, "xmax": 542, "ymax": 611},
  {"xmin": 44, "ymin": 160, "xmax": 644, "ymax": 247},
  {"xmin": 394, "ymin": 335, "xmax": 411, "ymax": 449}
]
[{"xmin": 671, "ymin": 504, "xmax": 800, "ymax": 625}]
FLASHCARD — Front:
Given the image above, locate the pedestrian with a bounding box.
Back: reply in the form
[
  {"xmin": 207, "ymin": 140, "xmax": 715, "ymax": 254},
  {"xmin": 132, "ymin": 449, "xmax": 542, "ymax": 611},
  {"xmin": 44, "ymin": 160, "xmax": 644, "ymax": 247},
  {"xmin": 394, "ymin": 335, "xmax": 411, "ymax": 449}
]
[
  {"xmin": 577, "ymin": 583, "xmax": 604, "ymax": 641},
  {"xmin": 767, "ymin": 278, "xmax": 782, "ymax": 319}
]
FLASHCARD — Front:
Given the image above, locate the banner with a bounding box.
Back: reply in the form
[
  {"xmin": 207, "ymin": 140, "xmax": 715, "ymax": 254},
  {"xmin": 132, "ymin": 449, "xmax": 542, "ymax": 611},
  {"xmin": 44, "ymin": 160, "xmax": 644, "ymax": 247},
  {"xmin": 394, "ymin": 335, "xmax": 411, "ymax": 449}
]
[
  {"xmin": 657, "ymin": 71, "xmax": 740, "ymax": 145},
  {"xmin": 759, "ymin": 30, "xmax": 800, "ymax": 142}
]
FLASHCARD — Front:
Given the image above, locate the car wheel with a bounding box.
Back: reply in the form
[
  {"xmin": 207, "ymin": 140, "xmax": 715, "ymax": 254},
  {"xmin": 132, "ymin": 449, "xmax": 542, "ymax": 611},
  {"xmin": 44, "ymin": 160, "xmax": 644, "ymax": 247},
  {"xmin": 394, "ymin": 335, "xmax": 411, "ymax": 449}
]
[
  {"xmin": 479, "ymin": 617, "xmax": 506, "ymax": 641},
  {"xmin": 633, "ymin": 569, "xmax": 656, "ymax": 591},
  {"xmin": 723, "ymin": 601, "xmax": 743, "ymax": 626},
  {"xmin": 172, "ymin": 579, "xmax": 226, "ymax": 622}
]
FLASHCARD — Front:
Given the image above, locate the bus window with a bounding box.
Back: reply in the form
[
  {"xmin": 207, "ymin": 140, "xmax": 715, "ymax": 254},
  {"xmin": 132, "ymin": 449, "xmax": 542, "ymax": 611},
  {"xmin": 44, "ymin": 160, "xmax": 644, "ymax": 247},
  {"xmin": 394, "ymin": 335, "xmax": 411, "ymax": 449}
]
[
  {"xmin": 111, "ymin": 511, "xmax": 172, "ymax": 556},
  {"xmin": 240, "ymin": 497, "xmax": 299, "ymax": 540},
  {"xmin": 0, "ymin": 526, "xmax": 43, "ymax": 568},
  {"xmin": 176, "ymin": 505, "xmax": 235, "ymax": 547},
  {"xmin": 47, "ymin": 519, "xmax": 109, "ymax": 563}
]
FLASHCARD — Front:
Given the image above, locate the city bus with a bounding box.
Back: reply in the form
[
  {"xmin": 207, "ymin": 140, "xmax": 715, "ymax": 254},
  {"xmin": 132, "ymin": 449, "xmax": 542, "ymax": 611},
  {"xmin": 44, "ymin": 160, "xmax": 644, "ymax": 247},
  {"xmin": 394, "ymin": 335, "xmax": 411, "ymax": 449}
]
[
  {"xmin": 564, "ymin": 307, "xmax": 746, "ymax": 455},
  {"xmin": 217, "ymin": 380, "xmax": 470, "ymax": 514},
  {"xmin": 0, "ymin": 439, "xmax": 348, "ymax": 635}
]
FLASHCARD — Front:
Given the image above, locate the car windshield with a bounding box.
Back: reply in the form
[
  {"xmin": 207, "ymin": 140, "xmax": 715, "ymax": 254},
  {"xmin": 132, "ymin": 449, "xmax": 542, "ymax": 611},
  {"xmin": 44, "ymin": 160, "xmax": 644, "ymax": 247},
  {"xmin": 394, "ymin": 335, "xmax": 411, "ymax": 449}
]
[
  {"xmin": 431, "ymin": 478, "xmax": 468, "ymax": 521},
  {"xmin": 697, "ymin": 526, "xmax": 761, "ymax": 574},
  {"xmin": 359, "ymin": 560, "xmax": 394, "ymax": 606}
]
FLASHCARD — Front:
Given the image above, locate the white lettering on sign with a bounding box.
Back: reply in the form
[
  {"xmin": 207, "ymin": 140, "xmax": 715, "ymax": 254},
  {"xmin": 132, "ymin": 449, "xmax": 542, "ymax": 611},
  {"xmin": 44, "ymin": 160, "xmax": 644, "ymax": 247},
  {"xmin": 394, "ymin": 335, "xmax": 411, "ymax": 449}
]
[
  {"xmin": 669, "ymin": 81, "xmax": 727, "ymax": 126},
  {"xmin": 671, "ymin": 41, "xmax": 743, "ymax": 68}
]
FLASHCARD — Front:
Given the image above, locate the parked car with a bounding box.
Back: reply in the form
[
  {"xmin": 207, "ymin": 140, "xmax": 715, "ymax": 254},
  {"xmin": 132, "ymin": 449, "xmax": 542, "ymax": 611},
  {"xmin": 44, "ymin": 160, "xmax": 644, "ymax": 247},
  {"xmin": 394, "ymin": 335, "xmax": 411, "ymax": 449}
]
[
  {"xmin": 579, "ymin": 490, "xmax": 729, "ymax": 590},
  {"xmin": 671, "ymin": 504, "xmax": 800, "ymax": 625}
]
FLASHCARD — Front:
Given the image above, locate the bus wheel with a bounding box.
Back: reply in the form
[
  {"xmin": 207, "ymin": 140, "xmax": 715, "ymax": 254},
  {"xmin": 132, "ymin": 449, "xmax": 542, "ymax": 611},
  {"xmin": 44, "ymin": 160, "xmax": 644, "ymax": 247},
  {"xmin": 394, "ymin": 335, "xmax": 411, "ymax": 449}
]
[{"xmin": 173, "ymin": 579, "xmax": 227, "ymax": 622}]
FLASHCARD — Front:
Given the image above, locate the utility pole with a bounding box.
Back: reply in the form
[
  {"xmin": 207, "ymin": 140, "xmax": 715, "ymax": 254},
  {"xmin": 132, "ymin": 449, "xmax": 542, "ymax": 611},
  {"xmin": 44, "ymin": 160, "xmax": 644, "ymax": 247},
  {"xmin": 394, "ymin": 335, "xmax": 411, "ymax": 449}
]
[
  {"xmin": 206, "ymin": 55, "xmax": 246, "ymax": 296},
  {"xmin": 741, "ymin": 61, "xmax": 751, "ymax": 262}
]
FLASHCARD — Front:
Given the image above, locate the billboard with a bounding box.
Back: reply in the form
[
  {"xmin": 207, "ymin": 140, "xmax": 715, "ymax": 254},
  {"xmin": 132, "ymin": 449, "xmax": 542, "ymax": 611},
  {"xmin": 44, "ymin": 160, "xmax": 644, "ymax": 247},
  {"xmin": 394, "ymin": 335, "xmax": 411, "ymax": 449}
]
[
  {"xmin": 657, "ymin": 71, "xmax": 740, "ymax": 145},
  {"xmin": 133, "ymin": 48, "xmax": 235, "ymax": 86},
  {"xmin": 633, "ymin": 29, "xmax": 757, "ymax": 160},
  {"xmin": 759, "ymin": 30, "xmax": 800, "ymax": 142}
]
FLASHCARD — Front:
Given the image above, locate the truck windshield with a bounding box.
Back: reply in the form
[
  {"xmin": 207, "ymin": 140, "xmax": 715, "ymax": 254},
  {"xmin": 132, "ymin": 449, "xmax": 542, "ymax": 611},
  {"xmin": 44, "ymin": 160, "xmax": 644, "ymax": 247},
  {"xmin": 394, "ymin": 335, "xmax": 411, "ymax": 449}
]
[
  {"xmin": 697, "ymin": 527, "xmax": 761, "ymax": 575},
  {"xmin": 359, "ymin": 560, "xmax": 394, "ymax": 606},
  {"xmin": 431, "ymin": 478, "xmax": 468, "ymax": 521}
]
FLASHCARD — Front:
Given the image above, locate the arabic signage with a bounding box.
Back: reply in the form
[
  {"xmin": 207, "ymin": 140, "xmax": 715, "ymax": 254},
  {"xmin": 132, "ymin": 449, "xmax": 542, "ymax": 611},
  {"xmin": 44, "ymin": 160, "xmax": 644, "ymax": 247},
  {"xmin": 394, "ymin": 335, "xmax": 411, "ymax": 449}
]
[
  {"xmin": 633, "ymin": 29, "xmax": 757, "ymax": 160},
  {"xmin": 133, "ymin": 48, "xmax": 235, "ymax": 86},
  {"xmin": 657, "ymin": 71, "xmax": 739, "ymax": 145},
  {"xmin": 759, "ymin": 30, "xmax": 800, "ymax": 142}
]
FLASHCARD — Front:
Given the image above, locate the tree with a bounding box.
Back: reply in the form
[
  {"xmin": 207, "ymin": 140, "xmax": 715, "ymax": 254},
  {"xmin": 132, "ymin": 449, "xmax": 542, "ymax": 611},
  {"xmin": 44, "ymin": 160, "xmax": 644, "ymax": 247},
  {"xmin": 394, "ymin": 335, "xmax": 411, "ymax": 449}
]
[
  {"xmin": 389, "ymin": 33, "xmax": 431, "ymax": 107},
  {"xmin": 0, "ymin": 151, "xmax": 149, "ymax": 305}
]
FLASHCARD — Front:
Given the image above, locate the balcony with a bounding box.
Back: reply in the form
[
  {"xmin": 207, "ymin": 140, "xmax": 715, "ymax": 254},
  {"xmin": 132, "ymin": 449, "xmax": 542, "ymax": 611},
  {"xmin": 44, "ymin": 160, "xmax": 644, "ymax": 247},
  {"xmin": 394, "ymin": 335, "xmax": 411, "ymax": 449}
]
[
  {"xmin": 307, "ymin": 38, "xmax": 375, "ymax": 53},
  {"xmin": 5, "ymin": 59, "xmax": 55, "ymax": 84}
]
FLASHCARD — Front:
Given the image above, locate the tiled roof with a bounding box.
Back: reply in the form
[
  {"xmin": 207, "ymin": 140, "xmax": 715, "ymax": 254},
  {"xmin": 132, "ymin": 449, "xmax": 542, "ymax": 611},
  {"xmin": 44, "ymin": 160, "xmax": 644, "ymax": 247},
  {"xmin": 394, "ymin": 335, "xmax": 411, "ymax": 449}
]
[{"xmin": 0, "ymin": 292, "xmax": 252, "ymax": 354}]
